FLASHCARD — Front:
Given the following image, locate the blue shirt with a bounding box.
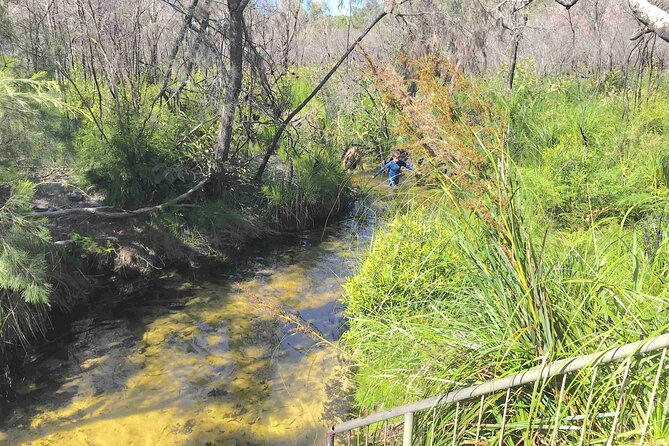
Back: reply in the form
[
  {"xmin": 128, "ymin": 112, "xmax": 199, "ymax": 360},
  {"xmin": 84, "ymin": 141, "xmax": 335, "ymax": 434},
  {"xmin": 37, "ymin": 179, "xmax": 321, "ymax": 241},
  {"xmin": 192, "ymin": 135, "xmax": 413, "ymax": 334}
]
[{"xmin": 373, "ymin": 159, "xmax": 414, "ymax": 179}]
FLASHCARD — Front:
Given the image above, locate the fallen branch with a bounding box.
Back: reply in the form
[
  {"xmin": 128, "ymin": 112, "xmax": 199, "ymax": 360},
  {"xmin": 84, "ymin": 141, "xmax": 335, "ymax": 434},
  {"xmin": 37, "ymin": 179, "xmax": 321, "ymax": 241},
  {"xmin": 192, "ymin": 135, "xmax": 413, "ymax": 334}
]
[
  {"xmin": 254, "ymin": 7, "xmax": 395, "ymax": 182},
  {"xmin": 31, "ymin": 177, "xmax": 210, "ymax": 219}
]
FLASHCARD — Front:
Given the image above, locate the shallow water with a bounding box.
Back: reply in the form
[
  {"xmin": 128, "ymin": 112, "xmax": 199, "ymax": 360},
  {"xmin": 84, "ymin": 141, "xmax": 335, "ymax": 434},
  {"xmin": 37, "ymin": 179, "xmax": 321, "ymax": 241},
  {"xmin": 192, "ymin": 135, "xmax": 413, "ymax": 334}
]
[{"xmin": 0, "ymin": 213, "xmax": 374, "ymax": 446}]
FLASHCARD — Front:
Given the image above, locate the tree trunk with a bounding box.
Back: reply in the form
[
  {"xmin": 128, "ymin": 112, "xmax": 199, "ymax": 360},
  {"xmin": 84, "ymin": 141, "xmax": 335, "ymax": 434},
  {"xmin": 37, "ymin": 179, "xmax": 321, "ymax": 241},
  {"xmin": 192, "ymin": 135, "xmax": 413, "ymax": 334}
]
[
  {"xmin": 629, "ymin": 0, "xmax": 669, "ymax": 43},
  {"xmin": 507, "ymin": 32, "xmax": 521, "ymax": 91},
  {"xmin": 215, "ymin": 0, "xmax": 247, "ymax": 165},
  {"xmin": 506, "ymin": 12, "xmax": 527, "ymax": 92}
]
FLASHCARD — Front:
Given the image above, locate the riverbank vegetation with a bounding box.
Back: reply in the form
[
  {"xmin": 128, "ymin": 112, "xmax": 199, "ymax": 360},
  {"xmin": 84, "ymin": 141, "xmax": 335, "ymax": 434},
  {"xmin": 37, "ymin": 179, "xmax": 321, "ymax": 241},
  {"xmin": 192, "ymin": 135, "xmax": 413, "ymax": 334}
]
[
  {"xmin": 342, "ymin": 58, "xmax": 669, "ymax": 443},
  {"xmin": 5, "ymin": 0, "xmax": 669, "ymax": 441},
  {"xmin": 0, "ymin": 1, "xmax": 368, "ymax": 374}
]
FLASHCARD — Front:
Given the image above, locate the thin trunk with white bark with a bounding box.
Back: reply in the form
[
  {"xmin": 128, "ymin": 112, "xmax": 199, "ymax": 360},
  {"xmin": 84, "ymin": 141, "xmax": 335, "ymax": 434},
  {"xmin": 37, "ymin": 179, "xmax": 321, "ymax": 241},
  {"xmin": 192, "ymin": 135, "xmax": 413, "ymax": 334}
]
[
  {"xmin": 629, "ymin": 0, "xmax": 669, "ymax": 43},
  {"xmin": 215, "ymin": 0, "xmax": 248, "ymax": 165}
]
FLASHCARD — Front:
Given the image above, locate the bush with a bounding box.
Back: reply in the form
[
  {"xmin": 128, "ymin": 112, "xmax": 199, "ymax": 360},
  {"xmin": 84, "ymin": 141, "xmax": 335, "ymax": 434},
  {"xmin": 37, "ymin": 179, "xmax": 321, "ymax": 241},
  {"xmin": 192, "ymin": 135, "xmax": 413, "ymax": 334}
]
[
  {"xmin": 76, "ymin": 115, "xmax": 194, "ymax": 207},
  {"xmin": 0, "ymin": 181, "xmax": 53, "ymax": 349},
  {"xmin": 0, "ymin": 181, "xmax": 52, "ymax": 305},
  {"xmin": 344, "ymin": 207, "xmax": 465, "ymax": 316},
  {"xmin": 66, "ymin": 67, "xmax": 208, "ymax": 207},
  {"xmin": 262, "ymin": 149, "xmax": 351, "ymax": 229}
]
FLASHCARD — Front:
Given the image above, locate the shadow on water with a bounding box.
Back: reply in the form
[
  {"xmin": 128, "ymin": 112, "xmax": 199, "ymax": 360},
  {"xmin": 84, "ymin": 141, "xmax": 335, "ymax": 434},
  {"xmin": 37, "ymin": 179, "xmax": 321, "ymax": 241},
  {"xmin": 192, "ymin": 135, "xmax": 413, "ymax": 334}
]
[{"xmin": 0, "ymin": 211, "xmax": 375, "ymax": 446}]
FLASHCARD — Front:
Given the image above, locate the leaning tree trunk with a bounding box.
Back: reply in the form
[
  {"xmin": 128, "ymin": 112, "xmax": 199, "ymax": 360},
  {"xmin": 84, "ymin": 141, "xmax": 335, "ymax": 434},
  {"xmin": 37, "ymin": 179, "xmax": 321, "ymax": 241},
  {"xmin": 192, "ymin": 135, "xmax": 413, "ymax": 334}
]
[
  {"xmin": 254, "ymin": 11, "xmax": 389, "ymax": 182},
  {"xmin": 215, "ymin": 0, "xmax": 248, "ymax": 165},
  {"xmin": 507, "ymin": 32, "xmax": 522, "ymax": 91},
  {"xmin": 629, "ymin": 0, "xmax": 669, "ymax": 43}
]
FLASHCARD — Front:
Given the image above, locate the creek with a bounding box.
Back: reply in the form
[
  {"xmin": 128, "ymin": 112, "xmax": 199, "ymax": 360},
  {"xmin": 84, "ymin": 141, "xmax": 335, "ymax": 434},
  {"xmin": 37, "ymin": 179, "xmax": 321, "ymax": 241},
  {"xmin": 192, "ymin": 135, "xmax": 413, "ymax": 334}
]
[{"xmin": 0, "ymin": 203, "xmax": 376, "ymax": 445}]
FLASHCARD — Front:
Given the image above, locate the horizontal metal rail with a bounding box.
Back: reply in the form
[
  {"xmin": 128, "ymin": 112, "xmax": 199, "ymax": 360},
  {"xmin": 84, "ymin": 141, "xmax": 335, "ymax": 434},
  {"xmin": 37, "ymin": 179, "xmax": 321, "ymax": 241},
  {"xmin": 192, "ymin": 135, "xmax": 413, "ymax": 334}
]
[{"xmin": 330, "ymin": 332, "xmax": 669, "ymax": 437}]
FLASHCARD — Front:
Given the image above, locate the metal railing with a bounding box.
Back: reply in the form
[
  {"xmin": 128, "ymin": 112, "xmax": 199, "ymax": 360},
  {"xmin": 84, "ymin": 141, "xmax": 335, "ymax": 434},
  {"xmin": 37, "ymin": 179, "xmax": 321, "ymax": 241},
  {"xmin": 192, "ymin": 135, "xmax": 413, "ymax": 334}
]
[{"xmin": 327, "ymin": 333, "xmax": 669, "ymax": 445}]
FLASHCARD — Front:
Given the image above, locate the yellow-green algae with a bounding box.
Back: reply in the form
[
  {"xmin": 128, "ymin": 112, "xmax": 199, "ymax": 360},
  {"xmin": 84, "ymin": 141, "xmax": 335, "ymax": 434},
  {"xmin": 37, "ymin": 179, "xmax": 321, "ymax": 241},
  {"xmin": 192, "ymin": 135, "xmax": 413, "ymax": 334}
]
[{"xmin": 1, "ymin": 234, "xmax": 359, "ymax": 446}]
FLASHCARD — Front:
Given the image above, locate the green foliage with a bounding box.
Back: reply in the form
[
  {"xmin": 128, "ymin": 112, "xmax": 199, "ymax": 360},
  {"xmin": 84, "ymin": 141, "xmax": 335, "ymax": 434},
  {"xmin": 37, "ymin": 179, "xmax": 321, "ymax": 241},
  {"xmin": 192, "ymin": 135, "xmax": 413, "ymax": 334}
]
[
  {"xmin": 342, "ymin": 69, "xmax": 669, "ymax": 443},
  {"xmin": 0, "ymin": 70, "xmax": 78, "ymax": 181},
  {"xmin": 262, "ymin": 149, "xmax": 351, "ymax": 229},
  {"xmin": 329, "ymin": 77, "xmax": 397, "ymax": 161},
  {"xmin": 69, "ymin": 232, "xmax": 115, "ymax": 258},
  {"xmin": 0, "ymin": 71, "xmax": 72, "ymax": 115},
  {"xmin": 0, "ymin": 181, "xmax": 52, "ymax": 305},
  {"xmin": 343, "ymin": 186, "xmax": 669, "ymax": 442},
  {"xmin": 67, "ymin": 67, "xmax": 205, "ymax": 207},
  {"xmin": 344, "ymin": 207, "xmax": 465, "ymax": 316},
  {"xmin": 0, "ymin": 71, "xmax": 73, "ymax": 350},
  {"xmin": 185, "ymin": 196, "xmax": 252, "ymax": 234},
  {"xmin": 75, "ymin": 114, "xmax": 194, "ymax": 207},
  {"xmin": 255, "ymin": 69, "xmax": 354, "ymax": 229},
  {"xmin": 496, "ymin": 73, "xmax": 669, "ymax": 226}
]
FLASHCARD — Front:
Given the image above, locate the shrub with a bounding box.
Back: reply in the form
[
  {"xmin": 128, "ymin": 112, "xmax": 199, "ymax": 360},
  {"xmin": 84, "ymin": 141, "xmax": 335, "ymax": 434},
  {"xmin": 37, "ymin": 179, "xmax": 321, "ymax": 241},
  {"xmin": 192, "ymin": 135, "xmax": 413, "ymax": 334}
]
[
  {"xmin": 262, "ymin": 149, "xmax": 351, "ymax": 229},
  {"xmin": 75, "ymin": 115, "xmax": 194, "ymax": 207},
  {"xmin": 0, "ymin": 181, "xmax": 53, "ymax": 349},
  {"xmin": 0, "ymin": 181, "xmax": 52, "ymax": 305},
  {"xmin": 66, "ymin": 67, "xmax": 207, "ymax": 207}
]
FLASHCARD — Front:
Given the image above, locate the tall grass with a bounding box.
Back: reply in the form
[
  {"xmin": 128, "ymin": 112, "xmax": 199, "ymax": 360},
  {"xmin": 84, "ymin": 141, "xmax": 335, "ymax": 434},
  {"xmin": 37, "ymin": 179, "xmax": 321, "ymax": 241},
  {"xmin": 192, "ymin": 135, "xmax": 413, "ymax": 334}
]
[
  {"xmin": 494, "ymin": 72, "xmax": 669, "ymax": 227},
  {"xmin": 262, "ymin": 150, "xmax": 352, "ymax": 230},
  {"xmin": 341, "ymin": 65, "xmax": 669, "ymax": 444},
  {"xmin": 343, "ymin": 173, "xmax": 669, "ymax": 443}
]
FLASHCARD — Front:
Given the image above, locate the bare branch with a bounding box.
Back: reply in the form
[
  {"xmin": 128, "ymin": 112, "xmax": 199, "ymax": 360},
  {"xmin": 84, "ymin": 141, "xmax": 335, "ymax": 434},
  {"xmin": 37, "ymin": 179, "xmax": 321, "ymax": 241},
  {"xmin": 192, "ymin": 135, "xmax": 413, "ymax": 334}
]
[
  {"xmin": 513, "ymin": 0, "xmax": 579, "ymax": 11},
  {"xmin": 554, "ymin": 0, "xmax": 579, "ymax": 10},
  {"xmin": 254, "ymin": 10, "xmax": 390, "ymax": 181},
  {"xmin": 141, "ymin": 0, "xmax": 201, "ymax": 133},
  {"xmin": 631, "ymin": 27, "xmax": 654, "ymax": 40}
]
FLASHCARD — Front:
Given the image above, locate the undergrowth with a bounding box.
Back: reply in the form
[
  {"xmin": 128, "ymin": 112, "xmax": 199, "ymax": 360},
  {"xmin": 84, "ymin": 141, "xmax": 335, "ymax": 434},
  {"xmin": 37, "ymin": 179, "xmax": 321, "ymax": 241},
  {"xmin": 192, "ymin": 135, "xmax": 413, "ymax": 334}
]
[{"xmin": 341, "ymin": 59, "xmax": 669, "ymax": 444}]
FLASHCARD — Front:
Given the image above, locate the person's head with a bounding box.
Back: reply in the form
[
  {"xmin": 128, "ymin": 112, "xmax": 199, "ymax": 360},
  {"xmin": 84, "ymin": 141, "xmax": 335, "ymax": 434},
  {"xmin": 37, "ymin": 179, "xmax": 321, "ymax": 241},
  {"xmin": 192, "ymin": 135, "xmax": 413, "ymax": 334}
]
[{"xmin": 391, "ymin": 150, "xmax": 401, "ymax": 161}]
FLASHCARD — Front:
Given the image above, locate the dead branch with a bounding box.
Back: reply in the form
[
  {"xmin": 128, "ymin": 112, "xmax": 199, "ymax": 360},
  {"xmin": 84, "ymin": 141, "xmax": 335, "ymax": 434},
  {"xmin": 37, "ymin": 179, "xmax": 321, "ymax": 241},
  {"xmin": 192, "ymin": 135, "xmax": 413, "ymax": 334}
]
[
  {"xmin": 30, "ymin": 177, "xmax": 209, "ymax": 219},
  {"xmin": 254, "ymin": 9, "xmax": 391, "ymax": 182},
  {"xmin": 554, "ymin": 0, "xmax": 579, "ymax": 9}
]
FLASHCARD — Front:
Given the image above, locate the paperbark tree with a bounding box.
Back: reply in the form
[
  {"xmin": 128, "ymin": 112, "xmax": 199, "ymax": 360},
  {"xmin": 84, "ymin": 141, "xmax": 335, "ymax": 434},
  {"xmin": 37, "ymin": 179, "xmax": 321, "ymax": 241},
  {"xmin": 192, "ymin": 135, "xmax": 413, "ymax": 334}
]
[{"xmin": 629, "ymin": 0, "xmax": 669, "ymax": 43}]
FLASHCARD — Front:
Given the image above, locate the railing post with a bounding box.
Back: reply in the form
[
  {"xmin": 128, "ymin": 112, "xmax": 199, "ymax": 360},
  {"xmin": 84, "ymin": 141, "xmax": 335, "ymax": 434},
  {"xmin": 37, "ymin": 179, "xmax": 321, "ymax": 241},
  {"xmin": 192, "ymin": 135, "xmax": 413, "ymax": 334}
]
[
  {"xmin": 607, "ymin": 358, "xmax": 632, "ymax": 446},
  {"xmin": 475, "ymin": 394, "xmax": 485, "ymax": 444},
  {"xmin": 578, "ymin": 365, "xmax": 599, "ymax": 446},
  {"xmin": 327, "ymin": 426, "xmax": 335, "ymax": 446},
  {"xmin": 403, "ymin": 412, "xmax": 414, "ymax": 446},
  {"xmin": 499, "ymin": 388, "xmax": 511, "ymax": 446}
]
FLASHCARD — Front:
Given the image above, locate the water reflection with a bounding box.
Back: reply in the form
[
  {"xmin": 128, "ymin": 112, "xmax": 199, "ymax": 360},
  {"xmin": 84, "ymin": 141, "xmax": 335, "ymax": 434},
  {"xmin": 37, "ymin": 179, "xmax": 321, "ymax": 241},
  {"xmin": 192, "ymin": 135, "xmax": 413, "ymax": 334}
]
[{"xmin": 1, "ymin": 216, "xmax": 371, "ymax": 445}]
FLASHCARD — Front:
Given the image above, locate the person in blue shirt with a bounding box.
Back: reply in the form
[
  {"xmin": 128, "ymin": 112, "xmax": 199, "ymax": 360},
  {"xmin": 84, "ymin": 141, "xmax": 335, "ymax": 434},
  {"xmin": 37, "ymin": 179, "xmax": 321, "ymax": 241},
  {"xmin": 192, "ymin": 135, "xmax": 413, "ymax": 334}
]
[{"xmin": 372, "ymin": 151, "xmax": 416, "ymax": 187}]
